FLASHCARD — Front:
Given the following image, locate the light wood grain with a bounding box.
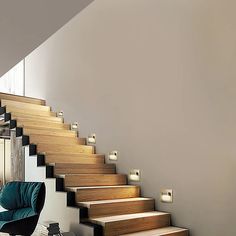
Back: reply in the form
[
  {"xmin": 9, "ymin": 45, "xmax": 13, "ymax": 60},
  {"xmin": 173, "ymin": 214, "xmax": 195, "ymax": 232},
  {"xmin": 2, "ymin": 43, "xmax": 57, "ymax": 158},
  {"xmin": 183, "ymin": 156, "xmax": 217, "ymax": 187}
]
[
  {"xmin": 1, "ymin": 99, "xmax": 50, "ymax": 111},
  {"xmin": 44, "ymin": 153, "xmax": 105, "ymax": 164},
  {"xmin": 5, "ymin": 105, "xmax": 56, "ymax": 116},
  {"xmin": 11, "ymin": 112, "xmax": 63, "ymax": 123},
  {"xmin": 37, "ymin": 143, "xmax": 94, "ymax": 154},
  {"xmin": 120, "ymin": 227, "xmax": 188, "ymax": 236},
  {"xmin": 29, "ymin": 134, "xmax": 86, "ymax": 145},
  {"xmin": 17, "ymin": 120, "xmax": 70, "ymax": 130},
  {"xmin": 75, "ymin": 185, "xmax": 140, "ymax": 202},
  {"xmin": 90, "ymin": 212, "xmax": 170, "ymax": 236},
  {"xmin": 64, "ymin": 174, "xmax": 127, "ymax": 187},
  {"xmin": 78, "ymin": 197, "xmax": 154, "ymax": 218},
  {"xmin": 54, "ymin": 163, "xmax": 116, "ymax": 175},
  {"xmin": 23, "ymin": 127, "xmax": 77, "ymax": 138},
  {"xmin": 0, "ymin": 92, "xmax": 45, "ymax": 105}
]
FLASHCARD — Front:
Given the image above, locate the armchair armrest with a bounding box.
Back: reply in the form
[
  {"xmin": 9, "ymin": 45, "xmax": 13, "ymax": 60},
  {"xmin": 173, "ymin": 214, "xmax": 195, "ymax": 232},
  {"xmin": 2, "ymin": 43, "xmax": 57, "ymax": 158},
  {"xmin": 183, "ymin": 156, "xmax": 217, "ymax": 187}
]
[
  {"xmin": 0, "ymin": 210, "xmax": 13, "ymax": 221},
  {"xmin": 1, "ymin": 214, "xmax": 39, "ymax": 235}
]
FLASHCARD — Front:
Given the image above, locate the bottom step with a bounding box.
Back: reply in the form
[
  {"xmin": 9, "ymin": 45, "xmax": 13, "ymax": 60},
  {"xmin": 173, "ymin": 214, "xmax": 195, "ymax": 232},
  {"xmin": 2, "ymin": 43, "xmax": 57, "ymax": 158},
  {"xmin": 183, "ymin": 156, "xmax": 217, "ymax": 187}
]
[
  {"xmin": 89, "ymin": 211, "xmax": 170, "ymax": 236},
  {"xmin": 120, "ymin": 227, "xmax": 188, "ymax": 236}
]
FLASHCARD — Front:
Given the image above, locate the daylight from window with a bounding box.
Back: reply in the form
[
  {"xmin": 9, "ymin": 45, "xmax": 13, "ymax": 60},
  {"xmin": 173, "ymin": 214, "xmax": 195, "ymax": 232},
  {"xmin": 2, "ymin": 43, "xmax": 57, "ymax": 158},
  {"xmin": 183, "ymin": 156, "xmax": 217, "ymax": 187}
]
[{"xmin": 0, "ymin": 60, "xmax": 24, "ymax": 96}]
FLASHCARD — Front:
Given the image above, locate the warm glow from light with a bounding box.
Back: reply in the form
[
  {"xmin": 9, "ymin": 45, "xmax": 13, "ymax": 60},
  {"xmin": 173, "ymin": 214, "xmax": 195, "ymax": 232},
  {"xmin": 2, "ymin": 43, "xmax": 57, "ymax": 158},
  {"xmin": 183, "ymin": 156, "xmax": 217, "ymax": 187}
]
[
  {"xmin": 87, "ymin": 134, "xmax": 96, "ymax": 144},
  {"xmin": 109, "ymin": 151, "xmax": 118, "ymax": 161}
]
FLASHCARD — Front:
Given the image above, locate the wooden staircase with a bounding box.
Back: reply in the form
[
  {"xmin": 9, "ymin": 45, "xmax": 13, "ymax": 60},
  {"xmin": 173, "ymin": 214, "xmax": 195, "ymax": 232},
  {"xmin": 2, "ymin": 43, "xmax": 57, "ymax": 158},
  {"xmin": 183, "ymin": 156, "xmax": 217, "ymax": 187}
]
[{"xmin": 0, "ymin": 92, "xmax": 189, "ymax": 236}]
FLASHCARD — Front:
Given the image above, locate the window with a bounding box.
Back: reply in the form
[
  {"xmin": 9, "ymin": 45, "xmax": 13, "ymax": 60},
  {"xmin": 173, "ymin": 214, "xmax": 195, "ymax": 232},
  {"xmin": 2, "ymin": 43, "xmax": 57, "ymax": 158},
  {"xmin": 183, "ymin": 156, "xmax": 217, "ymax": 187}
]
[{"xmin": 0, "ymin": 60, "xmax": 24, "ymax": 95}]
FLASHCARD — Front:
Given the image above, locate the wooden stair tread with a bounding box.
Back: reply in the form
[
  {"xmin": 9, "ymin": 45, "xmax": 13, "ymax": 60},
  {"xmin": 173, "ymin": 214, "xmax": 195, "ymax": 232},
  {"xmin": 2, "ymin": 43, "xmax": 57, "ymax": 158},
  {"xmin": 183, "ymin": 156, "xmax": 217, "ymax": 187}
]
[
  {"xmin": 45, "ymin": 152, "xmax": 104, "ymax": 157},
  {"xmin": 0, "ymin": 92, "xmax": 45, "ymax": 105},
  {"xmin": 90, "ymin": 212, "xmax": 169, "ymax": 224},
  {"xmin": 45, "ymin": 152, "xmax": 105, "ymax": 164},
  {"xmin": 13, "ymin": 116, "xmax": 63, "ymax": 124},
  {"xmin": 17, "ymin": 120, "xmax": 70, "ymax": 129},
  {"xmin": 1, "ymin": 99, "xmax": 50, "ymax": 111},
  {"xmin": 71, "ymin": 185, "xmax": 139, "ymax": 191},
  {"xmin": 4, "ymin": 106, "xmax": 56, "ymax": 116},
  {"xmin": 79, "ymin": 197, "xmax": 154, "ymax": 218},
  {"xmin": 29, "ymin": 134, "xmax": 86, "ymax": 145},
  {"xmin": 68, "ymin": 185, "xmax": 140, "ymax": 202},
  {"xmin": 120, "ymin": 227, "xmax": 188, "ymax": 236},
  {"xmin": 12, "ymin": 113, "xmax": 64, "ymax": 124},
  {"xmin": 20, "ymin": 124, "xmax": 69, "ymax": 131},
  {"xmin": 67, "ymin": 185, "xmax": 139, "ymax": 191},
  {"xmin": 11, "ymin": 112, "xmax": 63, "ymax": 122},
  {"xmin": 42, "ymin": 153, "xmax": 105, "ymax": 165},
  {"xmin": 78, "ymin": 197, "xmax": 153, "ymax": 207},
  {"xmin": 24, "ymin": 127, "xmax": 77, "ymax": 137},
  {"xmin": 55, "ymin": 163, "xmax": 115, "ymax": 168},
  {"xmin": 54, "ymin": 163, "xmax": 116, "ymax": 174},
  {"xmin": 64, "ymin": 174, "xmax": 127, "ymax": 187},
  {"xmin": 37, "ymin": 143, "xmax": 94, "ymax": 154},
  {"xmin": 89, "ymin": 211, "xmax": 171, "ymax": 236}
]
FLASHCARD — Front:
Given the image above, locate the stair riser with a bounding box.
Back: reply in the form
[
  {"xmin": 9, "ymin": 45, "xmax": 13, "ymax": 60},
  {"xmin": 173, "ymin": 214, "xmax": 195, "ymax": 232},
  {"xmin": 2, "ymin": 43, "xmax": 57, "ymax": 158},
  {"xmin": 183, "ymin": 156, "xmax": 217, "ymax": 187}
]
[
  {"xmin": 5, "ymin": 106, "xmax": 56, "ymax": 116},
  {"xmin": 1, "ymin": 99, "xmax": 50, "ymax": 111},
  {"xmin": 55, "ymin": 167, "xmax": 116, "ymax": 175},
  {"xmin": 103, "ymin": 214, "xmax": 170, "ymax": 236},
  {"xmin": 30, "ymin": 135, "xmax": 86, "ymax": 145},
  {"xmin": 64, "ymin": 175, "xmax": 127, "ymax": 187},
  {"xmin": 24, "ymin": 128, "xmax": 77, "ymax": 138},
  {"xmin": 86, "ymin": 200, "xmax": 155, "ymax": 218},
  {"xmin": 45, "ymin": 156, "xmax": 105, "ymax": 164},
  {"xmin": 76, "ymin": 187, "xmax": 140, "ymax": 202},
  {"xmin": 0, "ymin": 93, "xmax": 45, "ymax": 105},
  {"xmin": 11, "ymin": 113, "xmax": 62, "ymax": 123},
  {"xmin": 37, "ymin": 144, "xmax": 94, "ymax": 154},
  {"xmin": 16, "ymin": 121, "xmax": 70, "ymax": 130}
]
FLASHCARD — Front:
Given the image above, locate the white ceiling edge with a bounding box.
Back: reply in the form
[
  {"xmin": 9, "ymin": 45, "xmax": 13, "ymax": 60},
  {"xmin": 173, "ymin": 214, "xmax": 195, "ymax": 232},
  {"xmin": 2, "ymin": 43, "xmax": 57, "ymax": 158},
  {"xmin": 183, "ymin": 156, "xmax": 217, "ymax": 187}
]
[{"xmin": 0, "ymin": 0, "xmax": 94, "ymax": 77}]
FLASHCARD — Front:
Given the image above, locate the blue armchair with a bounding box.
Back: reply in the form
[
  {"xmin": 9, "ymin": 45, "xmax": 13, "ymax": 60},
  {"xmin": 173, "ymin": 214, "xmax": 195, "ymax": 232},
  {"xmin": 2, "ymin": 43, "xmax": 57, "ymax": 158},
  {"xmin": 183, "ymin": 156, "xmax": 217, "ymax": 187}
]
[{"xmin": 0, "ymin": 181, "xmax": 46, "ymax": 236}]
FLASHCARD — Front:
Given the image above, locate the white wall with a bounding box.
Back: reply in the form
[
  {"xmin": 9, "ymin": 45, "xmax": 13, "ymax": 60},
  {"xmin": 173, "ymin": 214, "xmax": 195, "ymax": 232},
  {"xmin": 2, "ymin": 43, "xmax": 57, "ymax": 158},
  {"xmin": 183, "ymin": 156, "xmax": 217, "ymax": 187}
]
[{"xmin": 25, "ymin": 1, "xmax": 236, "ymax": 235}]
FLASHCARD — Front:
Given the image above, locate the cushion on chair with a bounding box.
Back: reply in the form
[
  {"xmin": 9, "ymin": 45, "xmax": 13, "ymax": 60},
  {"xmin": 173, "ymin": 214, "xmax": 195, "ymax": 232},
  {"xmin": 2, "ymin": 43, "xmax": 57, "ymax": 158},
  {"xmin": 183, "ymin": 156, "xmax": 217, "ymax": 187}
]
[
  {"xmin": 12, "ymin": 207, "xmax": 35, "ymax": 220},
  {"xmin": 0, "ymin": 182, "xmax": 44, "ymax": 213},
  {"xmin": 0, "ymin": 182, "xmax": 46, "ymax": 235}
]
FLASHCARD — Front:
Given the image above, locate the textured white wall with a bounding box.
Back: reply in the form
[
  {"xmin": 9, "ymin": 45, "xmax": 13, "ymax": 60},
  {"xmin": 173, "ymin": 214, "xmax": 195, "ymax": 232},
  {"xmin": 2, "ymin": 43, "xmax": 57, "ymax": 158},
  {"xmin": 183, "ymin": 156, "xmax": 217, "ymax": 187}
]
[{"xmin": 25, "ymin": 1, "xmax": 236, "ymax": 235}]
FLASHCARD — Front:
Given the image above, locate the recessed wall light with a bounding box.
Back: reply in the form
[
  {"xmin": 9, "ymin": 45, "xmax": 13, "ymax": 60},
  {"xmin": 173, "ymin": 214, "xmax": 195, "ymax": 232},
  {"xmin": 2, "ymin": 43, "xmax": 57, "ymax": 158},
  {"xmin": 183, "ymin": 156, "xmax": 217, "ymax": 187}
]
[
  {"xmin": 160, "ymin": 189, "xmax": 173, "ymax": 203},
  {"xmin": 87, "ymin": 133, "xmax": 96, "ymax": 144},
  {"xmin": 108, "ymin": 151, "xmax": 118, "ymax": 161},
  {"xmin": 71, "ymin": 122, "xmax": 79, "ymax": 131},
  {"xmin": 129, "ymin": 169, "xmax": 141, "ymax": 182},
  {"xmin": 57, "ymin": 110, "xmax": 64, "ymax": 118}
]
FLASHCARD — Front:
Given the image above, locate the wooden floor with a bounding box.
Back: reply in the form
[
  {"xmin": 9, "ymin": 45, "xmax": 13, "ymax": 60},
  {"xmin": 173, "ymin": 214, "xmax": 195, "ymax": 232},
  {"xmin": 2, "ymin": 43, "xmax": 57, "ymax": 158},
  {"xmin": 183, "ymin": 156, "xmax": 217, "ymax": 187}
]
[{"xmin": 0, "ymin": 92, "xmax": 189, "ymax": 236}]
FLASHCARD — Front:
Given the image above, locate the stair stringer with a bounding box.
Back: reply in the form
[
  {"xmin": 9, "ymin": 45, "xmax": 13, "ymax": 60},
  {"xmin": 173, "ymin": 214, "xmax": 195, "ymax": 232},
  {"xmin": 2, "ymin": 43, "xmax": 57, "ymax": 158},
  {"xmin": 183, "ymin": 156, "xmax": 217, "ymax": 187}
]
[{"xmin": 24, "ymin": 146, "xmax": 94, "ymax": 236}]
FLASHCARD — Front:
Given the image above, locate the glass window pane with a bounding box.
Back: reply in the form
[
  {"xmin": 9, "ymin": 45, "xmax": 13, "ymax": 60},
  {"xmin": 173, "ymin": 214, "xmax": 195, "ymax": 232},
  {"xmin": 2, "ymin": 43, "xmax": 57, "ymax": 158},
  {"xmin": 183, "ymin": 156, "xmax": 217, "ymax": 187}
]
[{"xmin": 0, "ymin": 60, "xmax": 24, "ymax": 95}]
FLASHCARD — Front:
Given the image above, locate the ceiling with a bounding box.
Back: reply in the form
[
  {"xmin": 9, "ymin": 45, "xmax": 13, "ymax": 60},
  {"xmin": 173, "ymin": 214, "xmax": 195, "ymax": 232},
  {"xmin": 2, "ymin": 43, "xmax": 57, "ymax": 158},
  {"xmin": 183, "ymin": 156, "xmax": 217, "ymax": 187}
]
[{"xmin": 0, "ymin": 0, "xmax": 94, "ymax": 76}]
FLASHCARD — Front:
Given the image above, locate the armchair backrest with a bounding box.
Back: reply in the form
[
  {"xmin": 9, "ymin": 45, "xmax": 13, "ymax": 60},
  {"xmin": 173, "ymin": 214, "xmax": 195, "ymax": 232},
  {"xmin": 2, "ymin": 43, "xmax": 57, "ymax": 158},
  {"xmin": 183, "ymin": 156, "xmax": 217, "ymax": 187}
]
[{"xmin": 0, "ymin": 182, "xmax": 46, "ymax": 220}]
